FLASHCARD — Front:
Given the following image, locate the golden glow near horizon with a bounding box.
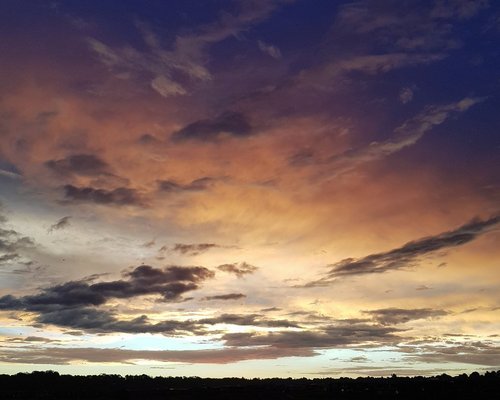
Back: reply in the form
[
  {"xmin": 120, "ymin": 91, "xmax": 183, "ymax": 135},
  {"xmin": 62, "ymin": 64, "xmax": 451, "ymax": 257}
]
[{"xmin": 0, "ymin": 0, "xmax": 499, "ymax": 377}]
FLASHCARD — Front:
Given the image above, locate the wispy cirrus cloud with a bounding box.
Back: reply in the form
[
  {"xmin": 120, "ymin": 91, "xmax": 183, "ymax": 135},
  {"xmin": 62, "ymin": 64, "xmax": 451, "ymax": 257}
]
[
  {"xmin": 88, "ymin": 0, "xmax": 288, "ymax": 98},
  {"xmin": 318, "ymin": 97, "xmax": 484, "ymax": 180},
  {"xmin": 335, "ymin": 0, "xmax": 489, "ymax": 51},
  {"xmin": 258, "ymin": 40, "xmax": 282, "ymax": 59}
]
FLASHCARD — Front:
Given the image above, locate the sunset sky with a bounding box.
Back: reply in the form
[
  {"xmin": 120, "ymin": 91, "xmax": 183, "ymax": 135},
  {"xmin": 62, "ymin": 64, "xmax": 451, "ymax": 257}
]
[{"xmin": 0, "ymin": 0, "xmax": 499, "ymax": 377}]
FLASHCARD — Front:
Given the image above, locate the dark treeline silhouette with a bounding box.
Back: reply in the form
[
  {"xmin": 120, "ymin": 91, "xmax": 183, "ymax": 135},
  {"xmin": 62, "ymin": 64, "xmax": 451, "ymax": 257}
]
[{"xmin": 0, "ymin": 370, "xmax": 499, "ymax": 399}]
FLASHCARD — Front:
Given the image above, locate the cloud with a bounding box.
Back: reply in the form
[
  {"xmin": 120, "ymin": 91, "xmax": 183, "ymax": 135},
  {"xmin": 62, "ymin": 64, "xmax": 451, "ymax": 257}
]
[
  {"xmin": 6, "ymin": 336, "xmax": 59, "ymax": 344},
  {"xmin": 0, "ymin": 265, "xmax": 215, "ymax": 311},
  {"xmin": 142, "ymin": 239, "xmax": 156, "ymax": 248},
  {"xmin": 334, "ymin": 0, "xmax": 488, "ymax": 52},
  {"xmin": 399, "ymin": 87, "xmax": 414, "ymax": 104},
  {"xmin": 320, "ymin": 97, "xmax": 484, "ymax": 179},
  {"xmin": 137, "ymin": 133, "xmax": 161, "ymax": 145},
  {"xmin": 288, "ymin": 149, "xmax": 315, "ymax": 167},
  {"xmin": 157, "ymin": 177, "xmax": 217, "ymax": 193},
  {"xmin": 88, "ymin": 1, "xmax": 286, "ymax": 97},
  {"xmin": 223, "ymin": 321, "xmax": 401, "ymax": 348},
  {"xmin": 0, "ymin": 265, "xmax": 218, "ymax": 334},
  {"xmin": 202, "ymin": 293, "xmax": 246, "ymax": 301},
  {"xmin": 0, "ymin": 277, "xmax": 301, "ymax": 334},
  {"xmin": 364, "ymin": 308, "xmax": 448, "ymax": 325},
  {"xmin": 35, "ymin": 307, "xmax": 202, "ymax": 335},
  {"xmin": 45, "ymin": 154, "xmax": 110, "ymax": 177},
  {"xmin": 63, "ymin": 185, "xmax": 144, "ymax": 207},
  {"xmin": 0, "ymin": 213, "xmax": 36, "ymax": 267},
  {"xmin": 312, "ymin": 366, "xmax": 461, "ymax": 377},
  {"xmin": 400, "ymin": 340, "xmax": 500, "ymax": 366},
  {"xmin": 0, "ymin": 168, "xmax": 22, "ymax": 180},
  {"xmin": 150, "ymin": 75, "xmax": 187, "ymax": 97},
  {"xmin": 348, "ymin": 355, "xmax": 368, "ymax": 363},
  {"xmin": 217, "ymin": 262, "xmax": 258, "ymax": 278},
  {"xmin": 167, "ymin": 243, "xmax": 221, "ymax": 256},
  {"xmin": 261, "ymin": 307, "xmax": 282, "ymax": 312},
  {"xmin": 171, "ymin": 112, "xmax": 252, "ymax": 142},
  {"xmin": 258, "ymin": 40, "xmax": 282, "ymax": 59},
  {"xmin": 48, "ymin": 216, "xmax": 71, "ymax": 233},
  {"xmin": 304, "ymin": 215, "xmax": 499, "ymax": 285},
  {"xmin": 299, "ymin": 53, "xmax": 447, "ymax": 91},
  {"xmin": 0, "ymin": 161, "xmax": 22, "ymax": 180},
  {"xmin": 0, "ymin": 345, "xmax": 315, "ymax": 365},
  {"xmin": 431, "ymin": 0, "xmax": 490, "ymax": 20},
  {"xmin": 200, "ymin": 313, "xmax": 300, "ymax": 329}
]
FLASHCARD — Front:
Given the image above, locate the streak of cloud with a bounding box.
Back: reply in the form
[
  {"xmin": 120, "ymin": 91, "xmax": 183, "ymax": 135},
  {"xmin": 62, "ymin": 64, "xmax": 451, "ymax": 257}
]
[
  {"xmin": 320, "ymin": 97, "xmax": 484, "ymax": 180},
  {"xmin": 202, "ymin": 293, "xmax": 246, "ymax": 301},
  {"xmin": 304, "ymin": 215, "xmax": 499, "ymax": 286}
]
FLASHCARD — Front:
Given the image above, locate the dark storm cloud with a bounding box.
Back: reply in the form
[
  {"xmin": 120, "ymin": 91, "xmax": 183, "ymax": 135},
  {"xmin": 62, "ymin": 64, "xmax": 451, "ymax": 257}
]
[
  {"xmin": 217, "ymin": 262, "xmax": 258, "ymax": 278},
  {"xmin": 0, "ymin": 345, "xmax": 315, "ymax": 365},
  {"xmin": 223, "ymin": 322, "xmax": 401, "ymax": 348},
  {"xmin": 304, "ymin": 215, "xmax": 499, "ymax": 286},
  {"xmin": 171, "ymin": 112, "xmax": 252, "ymax": 142},
  {"xmin": 0, "ymin": 265, "xmax": 215, "ymax": 311},
  {"xmin": 48, "ymin": 216, "xmax": 71, "ymax": 233},
  {"xmin": 45, "ymin": 154, "xmax": 110, "ymax": 177},
  {"xmin": 63, "ymin": 184, "xmax": 144, "ymax": 207},
  {"xmin": 157, "ymin": 177, "xmax": 217, "ymax": 193},
  {"xmin": 202, "ymin": 293, "xmax": 246, "ymax": 301},
  {"xmin": 364, "ymin": 308, "xmax": 448, "ymax": 325}
]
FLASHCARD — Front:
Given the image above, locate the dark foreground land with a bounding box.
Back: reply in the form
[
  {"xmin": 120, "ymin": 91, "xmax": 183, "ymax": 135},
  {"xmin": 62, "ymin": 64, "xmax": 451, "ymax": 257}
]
[{"xmin": 1, "ymin": 370, "xmax": 499, "ymax": 399}]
